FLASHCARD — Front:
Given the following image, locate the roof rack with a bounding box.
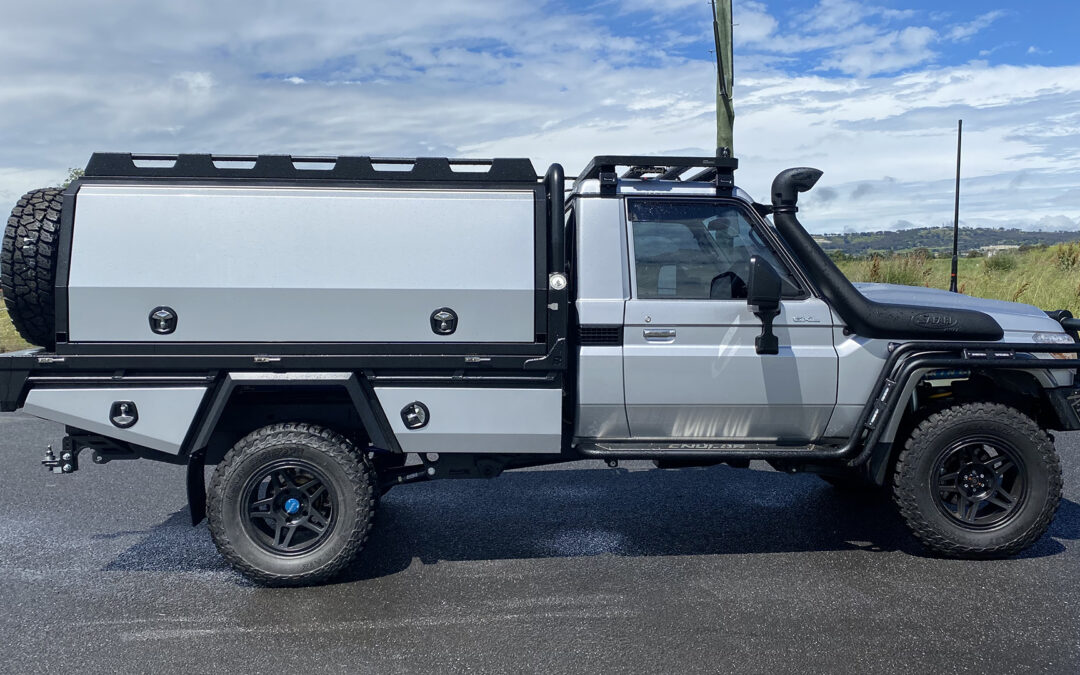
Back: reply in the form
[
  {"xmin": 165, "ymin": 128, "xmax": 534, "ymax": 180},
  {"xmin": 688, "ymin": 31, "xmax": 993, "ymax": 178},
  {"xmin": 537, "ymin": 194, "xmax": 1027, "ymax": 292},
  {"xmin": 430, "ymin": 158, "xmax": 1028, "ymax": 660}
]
[
  {"xmin": 83, "ymin": 153, "xmax": 539, "ymax": 183},
  {"xmin": 576, "ymin": 154, "xmax": 739, "ymax": 196}
]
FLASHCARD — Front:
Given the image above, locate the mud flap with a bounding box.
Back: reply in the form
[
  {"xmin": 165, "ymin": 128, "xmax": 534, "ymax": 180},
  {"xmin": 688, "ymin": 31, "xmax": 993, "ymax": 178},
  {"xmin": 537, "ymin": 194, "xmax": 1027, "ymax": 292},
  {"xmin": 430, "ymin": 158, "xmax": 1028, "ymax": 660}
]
[{"xmin": 187, "ymin": 451, "xmax": 206, "ymax": 526}]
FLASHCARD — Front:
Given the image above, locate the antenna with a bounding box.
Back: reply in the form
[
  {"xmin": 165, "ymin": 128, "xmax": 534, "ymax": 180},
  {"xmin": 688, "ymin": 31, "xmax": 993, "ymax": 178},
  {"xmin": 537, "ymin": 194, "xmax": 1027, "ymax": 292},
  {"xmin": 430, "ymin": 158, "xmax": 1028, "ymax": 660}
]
[{"xmin": 950, "ymin": 119, "xmax": 962, "ymax": 292}]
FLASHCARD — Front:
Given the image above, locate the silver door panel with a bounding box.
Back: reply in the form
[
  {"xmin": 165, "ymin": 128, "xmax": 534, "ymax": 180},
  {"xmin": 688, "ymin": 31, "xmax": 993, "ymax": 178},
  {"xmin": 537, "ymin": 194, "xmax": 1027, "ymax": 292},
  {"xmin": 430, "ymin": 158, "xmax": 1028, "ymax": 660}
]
[
  {"xmin": 625, "ymin": 404, "xmax": 836, "ymax": 440},
  {"xmin": 623, "ymin": 299, "xmax": 838, "ymax": 440}
]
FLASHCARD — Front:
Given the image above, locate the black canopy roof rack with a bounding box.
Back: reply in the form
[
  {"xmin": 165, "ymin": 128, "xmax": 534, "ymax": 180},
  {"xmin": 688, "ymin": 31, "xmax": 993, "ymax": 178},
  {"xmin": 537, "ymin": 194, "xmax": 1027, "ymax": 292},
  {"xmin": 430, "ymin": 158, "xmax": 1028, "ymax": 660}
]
[
  {"xmin": 83, "ymin": 153, "xmax": 540, "ymax": 183},
  {"xmin": 576, "ymin": 154, "xmax": 739, "ymax": 196}
]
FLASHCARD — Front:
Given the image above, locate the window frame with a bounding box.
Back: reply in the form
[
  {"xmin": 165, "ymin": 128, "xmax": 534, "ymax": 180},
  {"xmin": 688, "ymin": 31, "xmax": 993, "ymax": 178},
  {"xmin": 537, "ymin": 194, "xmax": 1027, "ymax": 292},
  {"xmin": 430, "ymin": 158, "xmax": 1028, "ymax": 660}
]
[{"xmin": 624, "ymin": 196, "xmax": 813, "ymax": 302}]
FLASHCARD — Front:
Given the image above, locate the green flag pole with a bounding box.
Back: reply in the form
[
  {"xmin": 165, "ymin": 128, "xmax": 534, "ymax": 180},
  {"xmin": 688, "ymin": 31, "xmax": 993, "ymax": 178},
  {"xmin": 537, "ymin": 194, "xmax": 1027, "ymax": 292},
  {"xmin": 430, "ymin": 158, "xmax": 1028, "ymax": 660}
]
[{"xmin": 712, "ymin": 0, "xmax": 734, "ymax": 156}]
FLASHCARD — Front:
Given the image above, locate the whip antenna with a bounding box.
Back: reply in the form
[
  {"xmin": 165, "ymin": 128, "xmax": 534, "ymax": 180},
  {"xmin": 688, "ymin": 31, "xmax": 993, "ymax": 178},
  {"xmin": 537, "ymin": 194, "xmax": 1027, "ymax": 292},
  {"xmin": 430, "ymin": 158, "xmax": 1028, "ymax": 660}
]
[{"xmin": 950, "ymin": 119, "xmax": 963, "ymax": 292}]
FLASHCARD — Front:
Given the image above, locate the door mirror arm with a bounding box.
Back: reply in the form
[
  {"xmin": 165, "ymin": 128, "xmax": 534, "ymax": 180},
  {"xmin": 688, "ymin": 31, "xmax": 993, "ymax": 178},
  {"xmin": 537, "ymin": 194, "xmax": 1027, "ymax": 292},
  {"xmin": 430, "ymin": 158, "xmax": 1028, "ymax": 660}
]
[{"xmin": 747, "ymin": 256, "xmax": 782, "ymax": 355}]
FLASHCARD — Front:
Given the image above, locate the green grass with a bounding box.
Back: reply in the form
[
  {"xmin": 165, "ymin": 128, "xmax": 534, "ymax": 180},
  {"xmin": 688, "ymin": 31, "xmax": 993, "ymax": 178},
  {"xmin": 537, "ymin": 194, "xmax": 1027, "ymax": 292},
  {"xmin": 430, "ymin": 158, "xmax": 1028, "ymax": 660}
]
[
  {"xmin": 0, "ymin": 303, "xmax": 30, "ymax": 353},
  {"xmin": 836, "ymin": 243, "xmax": 1080, "ymax": 315},
  {"xmin": 0, "ymin": 243, "xmax": 1077, "ymax": 352}
]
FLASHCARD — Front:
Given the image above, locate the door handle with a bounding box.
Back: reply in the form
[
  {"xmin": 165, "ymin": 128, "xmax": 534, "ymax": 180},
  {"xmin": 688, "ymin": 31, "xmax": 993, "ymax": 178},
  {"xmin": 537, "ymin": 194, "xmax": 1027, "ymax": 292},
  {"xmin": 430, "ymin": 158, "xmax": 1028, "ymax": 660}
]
[{"xmin": 643, "ymin": 328, "xmax": 676, "ymax": 342}]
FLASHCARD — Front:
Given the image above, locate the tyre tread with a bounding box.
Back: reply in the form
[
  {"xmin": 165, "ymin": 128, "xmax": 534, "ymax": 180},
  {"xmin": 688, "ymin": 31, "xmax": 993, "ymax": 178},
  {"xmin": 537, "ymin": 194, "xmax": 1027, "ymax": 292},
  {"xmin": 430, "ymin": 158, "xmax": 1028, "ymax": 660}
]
[
  {"xmin": 2, "ymin": 188, "xmax": 63, "ymax": 348},
  {"xmin": 892, "ymin": 402, "xmax": 1062, "ymax": 558},
  {"xmin": 206, "ymin": 422, "xmax": 376, "ymax": 587}
]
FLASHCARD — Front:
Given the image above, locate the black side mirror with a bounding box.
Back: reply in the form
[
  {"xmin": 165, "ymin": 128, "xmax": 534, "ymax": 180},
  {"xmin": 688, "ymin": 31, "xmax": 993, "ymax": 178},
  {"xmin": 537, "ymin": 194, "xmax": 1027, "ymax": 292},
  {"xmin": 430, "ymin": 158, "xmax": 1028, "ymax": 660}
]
[{"xmin": 747, "ymin": 256, "xmax": 782, "ymax": 355}]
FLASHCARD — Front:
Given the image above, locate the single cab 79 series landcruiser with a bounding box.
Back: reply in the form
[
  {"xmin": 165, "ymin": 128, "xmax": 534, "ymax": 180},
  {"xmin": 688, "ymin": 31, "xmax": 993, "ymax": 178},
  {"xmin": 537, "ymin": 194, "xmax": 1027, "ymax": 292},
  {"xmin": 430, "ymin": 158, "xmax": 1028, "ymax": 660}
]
[{"xmin": 2, "ymin": 152, "xmax": 1078, "ymax": 585}]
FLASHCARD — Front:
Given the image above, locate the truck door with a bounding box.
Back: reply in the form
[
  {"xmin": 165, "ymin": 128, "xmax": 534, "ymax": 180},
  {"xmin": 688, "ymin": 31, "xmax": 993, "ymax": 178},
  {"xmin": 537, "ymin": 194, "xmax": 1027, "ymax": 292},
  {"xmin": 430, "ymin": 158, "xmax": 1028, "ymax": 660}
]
[{"xmin": 622, "ymin": 198, "xmax": 838, "ymax": 442}]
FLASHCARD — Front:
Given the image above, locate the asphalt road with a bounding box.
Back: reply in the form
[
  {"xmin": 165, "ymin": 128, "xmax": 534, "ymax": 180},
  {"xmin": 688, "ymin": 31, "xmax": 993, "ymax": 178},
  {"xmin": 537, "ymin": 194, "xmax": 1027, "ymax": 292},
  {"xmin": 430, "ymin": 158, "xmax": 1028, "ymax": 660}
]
[{"xmin": 1, "ymin": 412, "xmax": 1079, "ymax": 674}]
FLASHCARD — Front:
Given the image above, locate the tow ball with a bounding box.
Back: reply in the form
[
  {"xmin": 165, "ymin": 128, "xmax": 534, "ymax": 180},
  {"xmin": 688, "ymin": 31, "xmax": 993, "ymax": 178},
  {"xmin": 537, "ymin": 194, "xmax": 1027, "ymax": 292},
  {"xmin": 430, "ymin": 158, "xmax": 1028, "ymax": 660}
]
[
  {"xmin": 42, "ymin": 436, "xmax": 139, "ymax": 474},
  {"xmin": 42, "ymin": 443, "xmax": 76, "ymax": 474}
]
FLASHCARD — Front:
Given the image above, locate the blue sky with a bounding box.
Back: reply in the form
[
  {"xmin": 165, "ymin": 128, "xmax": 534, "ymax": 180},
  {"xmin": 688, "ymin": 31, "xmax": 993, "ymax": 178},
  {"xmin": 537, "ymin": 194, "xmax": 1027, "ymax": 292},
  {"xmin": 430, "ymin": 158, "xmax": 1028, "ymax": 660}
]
[
  {"xmin": 612, "ymin": 1, "xmax": 1080, "ymax": 71},
  {"xmin": 1, "ymin": 0, "xmax": 1078, "ymax": 233}
]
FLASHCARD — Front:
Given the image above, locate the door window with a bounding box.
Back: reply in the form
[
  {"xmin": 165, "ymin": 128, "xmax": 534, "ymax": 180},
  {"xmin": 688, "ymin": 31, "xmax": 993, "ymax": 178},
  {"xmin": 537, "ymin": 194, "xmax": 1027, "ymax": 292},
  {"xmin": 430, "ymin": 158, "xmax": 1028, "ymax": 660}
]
[{"xmin": 629, "ymin": 200, "xmax": 802, "ymax": 300}]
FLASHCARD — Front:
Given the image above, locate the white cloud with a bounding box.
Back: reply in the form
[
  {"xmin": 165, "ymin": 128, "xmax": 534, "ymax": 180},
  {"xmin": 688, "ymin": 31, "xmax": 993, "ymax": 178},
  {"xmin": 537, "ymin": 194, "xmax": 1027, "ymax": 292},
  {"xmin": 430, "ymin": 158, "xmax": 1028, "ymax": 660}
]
[
  {"xmin": 173, "ymin": 72, "xmax": 215, "ymax": 93},
  {"xmin": 734, "ymin": 1, "xmax": 778, "ymax": 46},
  {"xmin": 820, "ymin": 26, "xmax": 937, "ymax": 76},
  {"xmin": 733, "ymin": 0, "xmax": 938, "ymax": 77},
  {"xmin": 946, "ymin": 10, "xmax": 1006, "ymax": 42},
  {"xmin": 804, "ymin": 0, "xmax": 874, "ymax": 33}
]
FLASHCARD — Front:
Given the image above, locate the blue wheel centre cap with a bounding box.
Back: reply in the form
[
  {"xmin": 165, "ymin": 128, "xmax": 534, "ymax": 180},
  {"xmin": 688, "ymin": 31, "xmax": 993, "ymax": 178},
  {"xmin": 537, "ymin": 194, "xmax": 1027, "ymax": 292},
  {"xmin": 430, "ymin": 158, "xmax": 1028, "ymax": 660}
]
[{"xmin": 283, "ymin": 498, "xmax": 301, "ymax": 515}]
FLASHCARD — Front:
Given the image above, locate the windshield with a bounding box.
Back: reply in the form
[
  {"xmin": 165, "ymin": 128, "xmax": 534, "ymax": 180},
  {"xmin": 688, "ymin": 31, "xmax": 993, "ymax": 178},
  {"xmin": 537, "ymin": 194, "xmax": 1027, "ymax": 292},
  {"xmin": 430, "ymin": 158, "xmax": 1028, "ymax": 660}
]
[{"xmin": 628, "ymin": 199, "xmax": 802, "ymax": 300}]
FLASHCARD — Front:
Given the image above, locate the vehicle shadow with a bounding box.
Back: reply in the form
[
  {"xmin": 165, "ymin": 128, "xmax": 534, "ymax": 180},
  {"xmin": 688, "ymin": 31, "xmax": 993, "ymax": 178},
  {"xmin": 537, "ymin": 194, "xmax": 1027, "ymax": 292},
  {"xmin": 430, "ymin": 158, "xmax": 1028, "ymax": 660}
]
[
  {"xmin": 100, "ymin": 510, "xmax": 232, "ymax": 574},
  {"xmin": 343, "ymin": 464, "xmax": 1077, "ymax": 582},
  {"xmin": 101, "ymin": 463, "xmax": 1079, "ymax": 581}
]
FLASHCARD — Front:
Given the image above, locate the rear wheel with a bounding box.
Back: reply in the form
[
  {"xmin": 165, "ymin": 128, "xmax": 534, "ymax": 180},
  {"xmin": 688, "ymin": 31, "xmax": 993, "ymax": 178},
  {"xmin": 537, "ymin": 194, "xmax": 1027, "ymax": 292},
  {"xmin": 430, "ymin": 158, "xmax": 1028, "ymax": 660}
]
[
  {"xmin": 892, "ymin": 402, "xmax": 1062, "ymax": 558},
  {"xmin": 207, "ymin": 423, "xmax": 376, "ymax": 586}
]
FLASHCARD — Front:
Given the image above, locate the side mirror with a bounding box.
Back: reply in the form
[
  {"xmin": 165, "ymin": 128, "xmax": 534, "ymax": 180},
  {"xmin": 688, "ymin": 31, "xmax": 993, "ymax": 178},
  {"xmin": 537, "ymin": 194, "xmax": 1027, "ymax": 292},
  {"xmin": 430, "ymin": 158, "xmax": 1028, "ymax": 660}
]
[{"xmin": 747, "ymin": 256, "xmax": 782, "ymax": 355}]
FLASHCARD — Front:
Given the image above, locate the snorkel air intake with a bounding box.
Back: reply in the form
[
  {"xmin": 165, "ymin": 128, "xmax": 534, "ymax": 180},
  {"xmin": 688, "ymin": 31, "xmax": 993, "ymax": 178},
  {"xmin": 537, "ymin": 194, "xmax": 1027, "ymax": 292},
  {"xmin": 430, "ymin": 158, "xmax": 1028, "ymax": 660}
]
[{"xmin": 769, "ymin": 168, "xmax": 1003, "ymax": 341}]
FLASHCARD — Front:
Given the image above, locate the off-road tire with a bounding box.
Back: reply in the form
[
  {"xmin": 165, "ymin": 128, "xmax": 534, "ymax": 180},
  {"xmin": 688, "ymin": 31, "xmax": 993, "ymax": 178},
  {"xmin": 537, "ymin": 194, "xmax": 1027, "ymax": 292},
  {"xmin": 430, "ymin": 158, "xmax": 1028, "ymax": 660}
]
[
  {"xmin": 207, "ymin": 423, "xmax": 376, "ymax": 586},
  {"xmin": 1, "ymin": 188, "xmax": 63, "ymax": 348},
  {"xmin": 892, "ymin": 402, "xmax": 1062, "ymax": 558}
]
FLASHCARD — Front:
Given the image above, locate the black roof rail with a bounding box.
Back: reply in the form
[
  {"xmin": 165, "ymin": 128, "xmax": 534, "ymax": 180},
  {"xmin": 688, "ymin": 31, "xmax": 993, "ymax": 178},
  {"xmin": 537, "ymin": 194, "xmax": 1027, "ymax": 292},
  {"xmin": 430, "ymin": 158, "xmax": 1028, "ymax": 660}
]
[
  {"xmin": 576, "ymin": 154, "xmax": 738, "ymax": 196},
  {"xmin": 83, "ymin": 153, "xmax": 540, "ymax": 183}
]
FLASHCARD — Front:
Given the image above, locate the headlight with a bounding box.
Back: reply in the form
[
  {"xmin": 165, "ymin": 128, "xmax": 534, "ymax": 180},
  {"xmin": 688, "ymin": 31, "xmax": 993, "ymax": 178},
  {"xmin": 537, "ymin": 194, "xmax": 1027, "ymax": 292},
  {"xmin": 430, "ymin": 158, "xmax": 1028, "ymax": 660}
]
[
  {"xmin": 1032, "ymin": 331, "xmax": 1077, "ymax": 359},
  {"xmin": 1032, "ymin": 331, "xmax": 1076, "ymax": 345}
]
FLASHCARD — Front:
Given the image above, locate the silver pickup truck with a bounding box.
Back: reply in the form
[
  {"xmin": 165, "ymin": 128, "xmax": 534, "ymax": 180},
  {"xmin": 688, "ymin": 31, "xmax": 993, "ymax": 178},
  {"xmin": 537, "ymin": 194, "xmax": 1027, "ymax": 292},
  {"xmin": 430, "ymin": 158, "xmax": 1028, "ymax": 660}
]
[{"xmin": 2, "ymin": 153, "xmax": 1079, "ymax": 586}]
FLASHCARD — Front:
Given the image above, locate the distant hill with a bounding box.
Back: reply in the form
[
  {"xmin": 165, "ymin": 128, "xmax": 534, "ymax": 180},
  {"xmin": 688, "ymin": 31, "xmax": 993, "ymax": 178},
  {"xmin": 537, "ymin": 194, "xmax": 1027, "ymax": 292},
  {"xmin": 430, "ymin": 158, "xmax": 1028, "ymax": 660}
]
[{"xmin": 815, "ymin": 226, "xmax": 1080, "ymax": 256}]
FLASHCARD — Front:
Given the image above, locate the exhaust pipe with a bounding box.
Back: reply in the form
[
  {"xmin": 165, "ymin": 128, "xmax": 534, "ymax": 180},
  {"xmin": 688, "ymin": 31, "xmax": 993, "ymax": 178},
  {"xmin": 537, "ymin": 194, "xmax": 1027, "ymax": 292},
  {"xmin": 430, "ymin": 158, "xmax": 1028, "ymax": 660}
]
[{"xmin": 769, "ymin": 168, "xmax": 1003, "ymax": 341}]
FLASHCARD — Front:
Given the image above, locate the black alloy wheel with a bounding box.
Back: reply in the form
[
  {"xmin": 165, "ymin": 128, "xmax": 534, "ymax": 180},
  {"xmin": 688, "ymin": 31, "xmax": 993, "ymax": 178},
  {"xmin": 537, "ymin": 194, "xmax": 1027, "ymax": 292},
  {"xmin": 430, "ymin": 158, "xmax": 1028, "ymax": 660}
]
[
  {"xmin": 207, "ymin": 423, "xmax": 376, "ymax": 586},
  {"xmin": 893, "ymin": 402, "xmax": 1062, "ymax": 559},
  {"xmin": 931, "ymin": 436, "xmax": 1026, "ymax": 530},
  {"xmin": 242, "ymin": 460, "xmax": 338, "ymax": 555}
]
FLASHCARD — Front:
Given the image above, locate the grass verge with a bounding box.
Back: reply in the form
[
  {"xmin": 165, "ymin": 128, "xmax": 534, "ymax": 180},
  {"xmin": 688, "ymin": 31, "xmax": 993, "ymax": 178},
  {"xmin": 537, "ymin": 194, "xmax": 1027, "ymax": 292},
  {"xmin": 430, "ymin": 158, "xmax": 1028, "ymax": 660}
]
[
  {"xmin": 0, "ymin": 303, "xmax": 30, "ymax": 353},
  {"xmin": 836, "ymin": 243, "xmax": 1080, "ymax": 315}
]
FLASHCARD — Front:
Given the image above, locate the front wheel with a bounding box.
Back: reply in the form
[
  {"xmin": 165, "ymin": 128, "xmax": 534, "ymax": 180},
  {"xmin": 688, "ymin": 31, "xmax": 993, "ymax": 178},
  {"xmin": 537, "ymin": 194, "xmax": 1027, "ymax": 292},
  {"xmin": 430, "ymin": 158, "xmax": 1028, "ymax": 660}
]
[
  {"xmin": 892, "ymin": 402, "xmax": 1062, "ymax": 558},
  {"xmin": 207, "ymin": 423, "xmax": 376, "ymax": 586}
]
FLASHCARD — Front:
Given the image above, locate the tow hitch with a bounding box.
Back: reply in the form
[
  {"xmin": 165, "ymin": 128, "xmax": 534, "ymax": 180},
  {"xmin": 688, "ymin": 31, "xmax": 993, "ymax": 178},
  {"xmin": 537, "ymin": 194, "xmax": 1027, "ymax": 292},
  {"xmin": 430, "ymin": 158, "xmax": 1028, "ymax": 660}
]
[
  {"xmin": 42, "ymin": 441, "xmax": 78, "ymax": 474},
  {"xmin": 42, "ymin": 435, "xmax": 140, "ymax": 474}
]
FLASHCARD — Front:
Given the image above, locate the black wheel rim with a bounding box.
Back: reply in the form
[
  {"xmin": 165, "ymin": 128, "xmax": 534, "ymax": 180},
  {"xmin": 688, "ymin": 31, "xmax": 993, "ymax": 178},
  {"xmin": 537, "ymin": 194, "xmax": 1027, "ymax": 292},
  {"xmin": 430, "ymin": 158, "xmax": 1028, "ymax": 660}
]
[
  {"xmin": 931, "ymin": 435, "xmax": 1027, "ymax": 530},
  {"xmin": 240, "ymin": 459, "xmax": 337, "ymax": 556}
]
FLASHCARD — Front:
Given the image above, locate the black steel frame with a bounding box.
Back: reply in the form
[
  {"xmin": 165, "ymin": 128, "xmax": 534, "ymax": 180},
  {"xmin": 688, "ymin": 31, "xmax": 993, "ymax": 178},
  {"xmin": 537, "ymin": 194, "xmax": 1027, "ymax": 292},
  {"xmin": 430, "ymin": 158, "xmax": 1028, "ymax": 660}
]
[{"xmin": 576, "ymin": 154, "xmax": 739, "ymax": 196}]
